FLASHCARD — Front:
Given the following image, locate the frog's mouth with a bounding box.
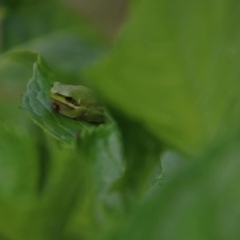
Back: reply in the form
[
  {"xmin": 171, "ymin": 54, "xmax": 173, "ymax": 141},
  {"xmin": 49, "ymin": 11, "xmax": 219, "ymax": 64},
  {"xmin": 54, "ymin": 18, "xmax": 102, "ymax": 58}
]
[
  {"xmin": 52, "ymin": 101, "xmax": 60, "ymax": 111},
  {"xmin": 52, "ymin": 100, "xmax": 79, "ymax": 111},
  {"xmin": 49, "ymin": 91, "xmax": 79, "ymax": 108},
  {"xmin": 51, "ymin": 100, "xmax": 79, "ymax": 113}
]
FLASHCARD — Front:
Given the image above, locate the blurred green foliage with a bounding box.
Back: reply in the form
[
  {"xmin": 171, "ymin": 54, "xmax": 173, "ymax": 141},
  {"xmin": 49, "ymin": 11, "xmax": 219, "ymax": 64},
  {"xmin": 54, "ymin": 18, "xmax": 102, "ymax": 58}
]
[{"xmin": 1, "ymin": 0, "xmax": 240, "ymax": 240}]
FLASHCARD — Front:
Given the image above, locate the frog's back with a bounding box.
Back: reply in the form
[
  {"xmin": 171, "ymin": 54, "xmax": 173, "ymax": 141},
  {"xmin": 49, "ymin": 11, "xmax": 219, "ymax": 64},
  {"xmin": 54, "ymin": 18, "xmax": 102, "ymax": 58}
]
[{"xmin": 52, "ymin": 82, "xmax": 101, "ymax": 107}]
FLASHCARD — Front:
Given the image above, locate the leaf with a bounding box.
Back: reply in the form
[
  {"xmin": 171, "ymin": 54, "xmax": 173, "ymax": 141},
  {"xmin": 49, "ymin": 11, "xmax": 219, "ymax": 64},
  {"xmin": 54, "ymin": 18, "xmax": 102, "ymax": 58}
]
[
  {"xmin": 0, "ymin": 32, "xmax": 107, "ymax": 122},
  {"xmin": 18, "ymin": 51, "xmax": 125, "ymax": 238},
  {"xmin": 77, "ymin": 124, "xmax": 124, "ymax": 208},
  {"xmin": 0, "ymin": 30, "xmax": 107, "ymax": 83},
  {"xmin": 104, "ymin": 133, "xmax": 240, "ymax": 240},
  {"xmin": 0, "ymin": 125, "xmax": 39, "ymax": 240},
  {"xmin": 20, "ymin": 51, "xmax": 94, "ymax": 144},
  {"xmin": 110, "ymin": 111, "xmax": 163, "ymax": 201},
  {"xmin": 84, "ymin": 126, "xmax": 124, "ymax": 203},
  {"xmin": 0, "ymin": 126, "xmax": 84, "ymax": 240},
  {"xmin": 65, "ymin": 125, "xmax": 125, "ymax": 239},
  {"xmin": 1, "ymin": 0, "xmax": 90, "ymax": 51},
  {"xmin": 87, "ymin": 0, "xmax": 240, "ymax": 155},
  {"xmin": 0, "ymin": 125, "xmax": 39, "ymax": 204},
  {"xmin": 21, "ymin": 31, "xmax": 107, "ymax": 78},
  {"xmin": 0, "ymin": 98, "xmax": 125, "ymax": 240},
  {"xmin": 13, "ymin": 47, "xmax": 125, "ymax": 221}
]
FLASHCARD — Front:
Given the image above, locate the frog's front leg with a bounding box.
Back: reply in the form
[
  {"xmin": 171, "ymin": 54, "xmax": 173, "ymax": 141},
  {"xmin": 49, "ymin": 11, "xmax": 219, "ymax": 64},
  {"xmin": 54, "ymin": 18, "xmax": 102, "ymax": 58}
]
[
  {"xmin": 59, "ymin": 106, "xmax": 87, "ymax": 119},
  {"xmin": 82, "ymin": 107, "xmax": 105, "ymax": 123}
]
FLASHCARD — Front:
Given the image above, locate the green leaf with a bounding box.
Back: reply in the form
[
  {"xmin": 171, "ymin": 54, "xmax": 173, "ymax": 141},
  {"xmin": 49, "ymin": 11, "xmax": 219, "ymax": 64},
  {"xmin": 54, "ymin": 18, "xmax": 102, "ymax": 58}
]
[
  {"xmin": 20, "ymin": 31, "xmax": 107, "ymax": 79},
  {"xmin": 0, "ymin": 125, "xmax": 38, "ymax": 240},
  {"xmin": 105, "ymin": 134, "xmax": 240, "ymax": 240},
  {"xmin": 20, "ymin": 51, "xmax": 94, "ymax": 144},
  {"xmin": 18, "ymin": 51, "xmax": 125, "ymax": 238},
  {"xmin": 87, "ymin": 0, "xmax": 240, "ymax": 155},
  {"xmin": 0, "ymin": 126, "xmax": 84, "ymax": 240},
  {"xmin": 65, "ymin": 125, "xmax": 125, "ymax": 239},
  {"xmin": 0, "ymin": 100, "xmax": 125, "ymax": 240},
  {"xmin": 1, "ymin": 0, "xmax": 88, "ymax": 51},
  {"xmin": 0, "ymin": 31, "xmax": 106, "ymax": 109},
  {"xmin": 0, "ymin": 125, "xmax": 39, "ymax": 205},
  {"xmin": 111, "ymin": 111, "xmax": 163, "ymax": 201},
  {"xmin": 77, "ymin": 124, "xmax": 124, "ymax": 208},
  {"xmin": 83, "ymin": 126, "xmax": 124, "ymax": 202}
]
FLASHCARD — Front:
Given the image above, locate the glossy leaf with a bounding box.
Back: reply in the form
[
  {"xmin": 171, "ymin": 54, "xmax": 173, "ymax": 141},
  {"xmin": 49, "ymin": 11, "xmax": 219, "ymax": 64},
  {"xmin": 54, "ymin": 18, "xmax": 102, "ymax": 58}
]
[{"xmin": 20, "ymin": 51, "xmax": 94, "ymax": 144}]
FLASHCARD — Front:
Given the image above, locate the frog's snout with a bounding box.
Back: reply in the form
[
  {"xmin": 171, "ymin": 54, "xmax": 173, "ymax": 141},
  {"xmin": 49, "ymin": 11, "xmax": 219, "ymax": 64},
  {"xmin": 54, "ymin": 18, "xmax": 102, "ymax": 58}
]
[{"xmin": 52, "ymin": 102, "xmax": 60, "ymax": 111}]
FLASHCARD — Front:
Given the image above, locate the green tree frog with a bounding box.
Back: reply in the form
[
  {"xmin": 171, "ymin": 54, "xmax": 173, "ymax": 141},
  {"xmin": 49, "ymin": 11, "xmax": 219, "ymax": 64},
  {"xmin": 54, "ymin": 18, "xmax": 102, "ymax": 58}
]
[{"xmin": 49, "ymin": 82, "xmax": 105, "ymax": 123}]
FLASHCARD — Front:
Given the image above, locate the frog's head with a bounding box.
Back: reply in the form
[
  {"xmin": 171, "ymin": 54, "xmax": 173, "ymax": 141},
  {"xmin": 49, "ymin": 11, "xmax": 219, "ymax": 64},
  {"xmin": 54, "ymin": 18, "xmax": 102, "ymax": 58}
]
[{"xmin": 49, "ymin": 82, "xmax": 81, "ymax": 108}]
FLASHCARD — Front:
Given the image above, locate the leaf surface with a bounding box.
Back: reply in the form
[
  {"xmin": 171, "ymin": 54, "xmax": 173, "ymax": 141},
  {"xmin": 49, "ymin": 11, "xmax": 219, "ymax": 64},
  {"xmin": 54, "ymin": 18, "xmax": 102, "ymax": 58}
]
[{"xmin": 87, "ymin": 0, "xmax": 240, "ymax": 155}]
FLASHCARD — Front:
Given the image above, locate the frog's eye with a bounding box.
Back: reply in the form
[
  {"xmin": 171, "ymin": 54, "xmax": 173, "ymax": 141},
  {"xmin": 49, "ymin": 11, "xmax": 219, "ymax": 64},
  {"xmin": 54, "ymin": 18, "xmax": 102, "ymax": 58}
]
[{"xmin": 65, "ymin": 96, "xmax": 73, "ymax": 102}]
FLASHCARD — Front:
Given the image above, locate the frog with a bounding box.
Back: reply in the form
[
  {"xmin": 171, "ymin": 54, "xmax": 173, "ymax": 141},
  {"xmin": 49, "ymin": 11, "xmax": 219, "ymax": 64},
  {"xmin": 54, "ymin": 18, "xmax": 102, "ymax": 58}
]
[{"xmin": 49, "ymin": 82, "xmax": 105, "ymax": 123}]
